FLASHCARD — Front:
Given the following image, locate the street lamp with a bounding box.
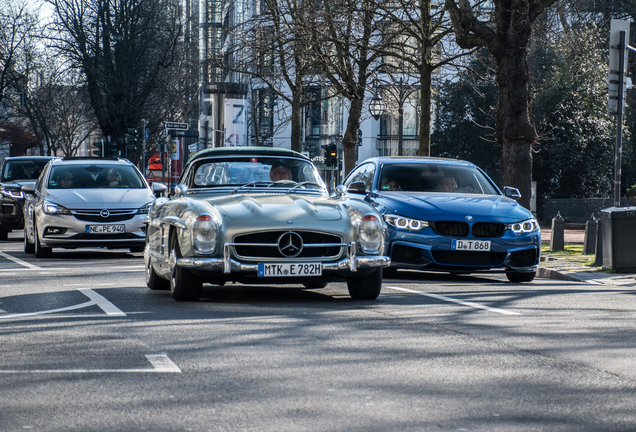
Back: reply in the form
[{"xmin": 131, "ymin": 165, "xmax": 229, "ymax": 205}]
[{"xmin": 368, "ymin": 78, "xmax": 419, "ymax": 156}]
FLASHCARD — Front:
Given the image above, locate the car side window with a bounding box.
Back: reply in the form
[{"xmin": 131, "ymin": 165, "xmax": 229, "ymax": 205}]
[{"xmin": 344, "ymin": 163, "xmax": 376, "ymax": 192}]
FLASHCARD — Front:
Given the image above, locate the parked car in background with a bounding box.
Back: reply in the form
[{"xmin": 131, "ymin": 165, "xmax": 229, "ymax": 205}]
[
  {"xmin": 342, "ymin": 157, "xmax": 541, "ymax": 282},
  {"xmin": 22, "ymin": 157, "xmax": 166, "ymax": 257},
  {"xmin": 0, "ymin": 156, "xmax": 57, "ymax": 240},
  {"xmin": 144, "ymin": 147, "xmax": 390, "ymax": 301}
]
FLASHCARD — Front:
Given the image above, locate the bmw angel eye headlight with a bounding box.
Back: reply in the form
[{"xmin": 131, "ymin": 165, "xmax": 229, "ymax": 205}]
[
  {"xmin": 358, "ymin": 214, "xmax": 383, "ymax": 254},
  {"xmin": 384, "ymin": 214, "xmax": 429, "ymax": 231},
  {"xmin": 43, "ymin": 202, "xmax": 72, "ymax": 215},
  {"xmin": 192, "ymin": 213, "xmax": 219, "ymax": 254},
  {"xmin": 0, "ymin": 187, "xmax": 24, "ymax": 199},
  {"xmin": 508, "ymin": 218, "xmax": 540, "ymax": 234}
]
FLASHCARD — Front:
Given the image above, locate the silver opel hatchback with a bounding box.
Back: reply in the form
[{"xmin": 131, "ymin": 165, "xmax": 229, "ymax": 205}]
[{"xmin": 22, "ymin": 158, "xmax": 166, "ymax": 257}]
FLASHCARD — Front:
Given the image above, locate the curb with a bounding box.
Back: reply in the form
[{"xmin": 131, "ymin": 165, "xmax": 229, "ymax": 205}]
[{"xmin": 537, "ymin": 267, "xmax": 584, "ymax": 282}]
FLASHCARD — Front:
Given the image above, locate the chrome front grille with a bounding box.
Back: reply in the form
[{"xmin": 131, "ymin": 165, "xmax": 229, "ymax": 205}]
[
  {"xmin": 71, "ymin": 208, "xmax": 138, "ymax": 223},
  {"xmin": 233, "ymin": 231, "xmax": 344, "ymax": 259}
]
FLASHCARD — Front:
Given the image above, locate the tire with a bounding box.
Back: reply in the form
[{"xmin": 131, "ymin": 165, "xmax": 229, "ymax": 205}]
[
  {"xmin": 146, "ymin": 257, "xmax": 170, "ymax": 290},
  {"xmin": 169, "ymin": 233, "xmax": 202, "ymax": 301},
  {"xmin": 34, "ymin": 223, "xmax": 52, "ymax": 258},
  {"xmin": 383, "ymin": 267, "xmax": 398, "ymax": 278},
  {"xmin": 24, "ymin": 227, "xmax": 35, "ymax": 254},
  {"xmin": 506, "ymin": 271, "xmax": 536, "ymax": 283},
  {"xmin": 303, "ymin": 280, "xmax": 328, "ymax": 289},
  {"xmin": 0, "ymin": 226, "xmax": 8, "ymax": 241},
  {"xmin": 347, "ymin": 268, "xmax": 383, "ymax": 300}
]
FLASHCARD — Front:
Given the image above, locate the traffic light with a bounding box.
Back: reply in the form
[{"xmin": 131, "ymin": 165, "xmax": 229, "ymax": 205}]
[
  {"xmin": 127, "ymin": 128, "xmax": 140, "ymax": 153},
  {"xmin": 92, "ymin": 142, "xmax": 104, "ymax": 157},
  {"xmin": 328, "ymin": 144, "xmax": 338, "ymax": 167},
  {"xmin": 107, "ymin": 141, "xmax": 119, "ymax": 157}
]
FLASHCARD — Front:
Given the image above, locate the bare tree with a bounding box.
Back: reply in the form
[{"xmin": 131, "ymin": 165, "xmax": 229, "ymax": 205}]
[
  {"xmin": 0, "ymin": 0, "xmax": 38, "ymax": 110},
  {"xmin": 445, "ymin": 0, "xmax": 558, "ymax": 209},
  {"xmin": 45, "ymin": 0, "xmax": 182, "ymax": 159},
  {"xmin": 311, "ymin": 0, "xmax": 393, "ymax": 174},
  {"xmin": 373, "ymin": 0, "xmax": 477, "ymax": 156}
]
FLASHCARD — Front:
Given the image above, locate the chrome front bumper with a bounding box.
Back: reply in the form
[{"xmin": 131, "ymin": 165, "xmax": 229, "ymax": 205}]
[{"xmin": 154, "ymin": 241, "xmax": 390, "ymax": 275}]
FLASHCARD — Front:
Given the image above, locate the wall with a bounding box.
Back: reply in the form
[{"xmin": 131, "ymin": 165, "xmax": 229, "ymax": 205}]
[{"xmin": 537, "ymin": 198, "xmax": 636, "ymax": 224}]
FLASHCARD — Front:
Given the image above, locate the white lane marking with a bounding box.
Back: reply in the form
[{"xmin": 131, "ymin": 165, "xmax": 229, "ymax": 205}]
[
  {"xmin": 0, "ymin": 266, "xmax": 143, "ymax": 274},
  {"xmin": 0, "ymin": 354, "xmax": 181, "ymax": 374},
  {"xmin": 387, "ymin": 286, "xmax": 521, "ymax": 315},
  {"xmin": 145, "ymin": 354, "xmax": 182, "ymax": 372},
  {"xmin": 79, "ymin": 289, "xmax": 126, "ymax": 316},
  {"xmin": 0, "ymin": 251, "xmax": 42, "ymax": 270},
  {"xmin": 0, "ymin": 288, "xmax": 126, "ymax": 319}
]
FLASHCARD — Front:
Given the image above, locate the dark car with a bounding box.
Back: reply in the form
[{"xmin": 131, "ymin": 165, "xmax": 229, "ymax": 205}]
[
  {"xmin": 341, "ymin": 157, "xmax": 541, "ymax": 282},
  {"xmin": 0, "ymin": 156, "xmax": 56, "ymax": 240}
]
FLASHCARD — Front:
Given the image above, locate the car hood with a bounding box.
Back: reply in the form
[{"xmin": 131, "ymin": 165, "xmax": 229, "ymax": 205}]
[
  {"xmin": 375, "ymin": 192, "xmax": 533, "ymax": 222},
  {"xmin": 202, "ymin": 192, "xmax": 343, "ymax": 221},
  {"xmin": 46, "ymin": 188, "xmax": 154, "ymax": 209},
  {"xmin": 2, "ymin": 179, "xmax": 36, "ymax": 189}
]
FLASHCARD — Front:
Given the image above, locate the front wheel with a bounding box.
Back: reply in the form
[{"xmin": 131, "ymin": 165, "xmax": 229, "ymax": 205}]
[
  {"xmin": 146, "ymin": 257, "xmax": 170, "ymax": 290},
  {"xmin": 34, "ymin": 223, "xmax": 52, "ymax": 258},
  {"xmin": 506, "ymin": 271, "xmax": 536, "ymax": 283},
  {"xmin": 346, "ymin": 268, "xmax": 383, "ymax": 300},
  {"xmin": 24, "ymin": 227, "xmax": 35, "ymax": 254},
  {"xmin": 0, "ymin": 226, "xmax": 8, "ymax": 241},
  {"xmin": 169, "ymin": 233, "xmax": 202, "ymax": 301}
]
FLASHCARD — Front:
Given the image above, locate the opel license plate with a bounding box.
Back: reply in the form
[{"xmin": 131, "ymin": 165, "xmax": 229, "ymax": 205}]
[
  {"xmin": 258, "ymin": 263, "xmax": 322, "ymax": 277},
  {"xmin": 86, "ymin": 224, "xmax": 125, "ymax": 234},
  {"xmin": 452, "ymin": 239, "xmax": 491, "ymax": 251}
]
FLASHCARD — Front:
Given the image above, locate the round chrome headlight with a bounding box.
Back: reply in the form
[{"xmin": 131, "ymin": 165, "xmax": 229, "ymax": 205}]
[
  {"xmin": 192, "ymin": 213, "xmax": 219, "ymax": 254},
  {"xmin": 358, "ymin": 214, "xmax": 383, "ymax": 254}
]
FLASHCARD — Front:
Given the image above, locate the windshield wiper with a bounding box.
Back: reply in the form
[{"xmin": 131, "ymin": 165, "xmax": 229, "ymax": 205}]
[
  {"xmin": 231, "ymin": 181, "xmax": 272, "ymax": 194},
  {"xmin": 286, "ymin": 182, "xmax": 325, "ymax": 194}
]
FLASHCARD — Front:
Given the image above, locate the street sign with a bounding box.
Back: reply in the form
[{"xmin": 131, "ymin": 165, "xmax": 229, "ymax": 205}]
[
  {"xmin": 145, "ymin": 128, "xmax": 150, "ymax": 141},
  {"xmin": 163, "ymin": 122, "xmax": 188, "ymax": 130}
]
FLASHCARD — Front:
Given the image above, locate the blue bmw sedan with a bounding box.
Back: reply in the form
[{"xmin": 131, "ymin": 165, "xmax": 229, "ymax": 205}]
[{"xmin": 341, "ymin": 157, "xmax": 541, "ymax": 282}]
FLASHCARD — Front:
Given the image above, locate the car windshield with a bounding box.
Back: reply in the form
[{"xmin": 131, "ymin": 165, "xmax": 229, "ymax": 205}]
[
  {"xmin": 1, "ymin": 160, "xmax": 50, "ymax": 182},
  {"xmin": 190, "ymin": 157, "xmax": 325, "ymax": 190},
  {"xmin": 378, "ymin": 163, "xmax": 499, "ymax": 195},
  {"xmin": 48, "ymin": 164, "xmax": 146, "ymax": 189}
]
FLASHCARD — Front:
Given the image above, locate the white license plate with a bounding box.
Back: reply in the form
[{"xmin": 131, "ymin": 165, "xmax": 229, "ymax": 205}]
[
  {"xmin": 258, "ymin": 263, "xmax": 322, "ymax": 277},
  {"xmin": 86, "ymin": 224, "xmax": 125, "ymax": 234},
  {"xmin": 452, "ymin": 239, "xmax": 491, "ymax": 251}
]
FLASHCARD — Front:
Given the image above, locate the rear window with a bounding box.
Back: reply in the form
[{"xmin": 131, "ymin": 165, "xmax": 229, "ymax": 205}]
[
  {"xmin": 1, "ymin": 160, "xmax": 50, "ymax": 182},
  {"xmin": 48, "ymin": 164, "xmax": 146, "ymax": 189}
]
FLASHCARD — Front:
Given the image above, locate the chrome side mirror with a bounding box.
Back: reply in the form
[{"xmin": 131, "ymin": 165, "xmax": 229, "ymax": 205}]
[
  {"xmin": 152, "ymin": 182, "xmax": 168, "ymax": 197},
  {"xmin": 172, "ymin": 184, "xmax": 188, "ymax": 198},
  {"xmin": 334, "ymin": 184, "xmax": 347, "ymax": 198}
]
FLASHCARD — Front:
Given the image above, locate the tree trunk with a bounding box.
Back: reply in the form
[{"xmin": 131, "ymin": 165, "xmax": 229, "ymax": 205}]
[
  {"xmin": 290, "ymin": 87, "xmax": 303, "ymax": 153},
  {"xmin": 343, "ymin": 95, "xmax": 365, "ymax": 175},
  {"xmin": 418, "ymin": 63, "xmax": 433, "ymax": 156},
  {"xmin": 495, "ymin": 54, "xmax": 535, "ymax": 210}
]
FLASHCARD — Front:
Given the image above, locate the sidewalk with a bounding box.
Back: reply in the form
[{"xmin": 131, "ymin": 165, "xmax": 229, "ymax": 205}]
[{"xmin": 538, "ymin": 228, "xmax": 636, "ymax": 286}]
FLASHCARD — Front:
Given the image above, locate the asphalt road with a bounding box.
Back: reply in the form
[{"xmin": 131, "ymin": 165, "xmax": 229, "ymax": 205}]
[{"xmin": 1, "ymin": 230, "xmax": 636, "ymax": 431}]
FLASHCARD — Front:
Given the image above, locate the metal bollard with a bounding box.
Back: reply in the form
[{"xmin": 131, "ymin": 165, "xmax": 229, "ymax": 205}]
[
  {"xmin": 550, "ymin": 211, "xmax": 565, "ymax": 251},
  {"xmin": 583, "ymin": 214, "xmax": 598, "ymax": 255},
  {"xmin": 593, "ymin": 219, "xmax": 603, "ymax": 266}
]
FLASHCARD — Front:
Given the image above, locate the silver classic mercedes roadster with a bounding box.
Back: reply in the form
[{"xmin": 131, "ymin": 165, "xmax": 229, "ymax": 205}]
[{"xmin": 144, "ymin": 147, "xmax": 390, "ymax": 301}]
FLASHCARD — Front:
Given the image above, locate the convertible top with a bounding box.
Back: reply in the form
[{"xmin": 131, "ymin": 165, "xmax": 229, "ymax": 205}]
[{"xmin": 189, "ymin": 146, "xmax": 309, "ymax": 162}]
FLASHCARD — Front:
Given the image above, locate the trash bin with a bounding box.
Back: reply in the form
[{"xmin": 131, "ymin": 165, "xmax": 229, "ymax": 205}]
[{"xmin": 601, "ymin": 207, "xmax": 636, "ymax": 272}]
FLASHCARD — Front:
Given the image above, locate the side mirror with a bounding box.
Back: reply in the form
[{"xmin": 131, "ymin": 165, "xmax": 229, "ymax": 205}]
[
  {"xmin": 347, "ymin": 181, "xmax": 367, "ymax": 194},
  {"xmin": 152, "ymin": 182, "xmax": 168, "ymax": 197},
  {"xmin": 21, "ymin": 184, "xmax": 35, "ymax": 194},
  {"xmin": 334, "ymin": 184, "xmax": 347, "ymax": 198},
  {"xmin": 172, "ymin": 183, "xmax": 188, "ymax": 198},
  {"xmin": 503, "ymin": 186, "xmax": 521, "ymax": 199}
]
